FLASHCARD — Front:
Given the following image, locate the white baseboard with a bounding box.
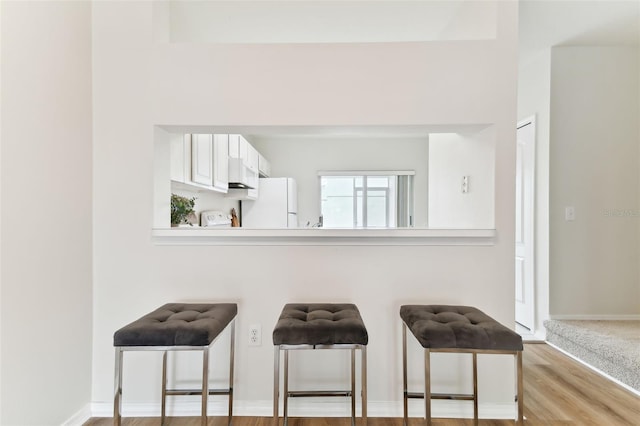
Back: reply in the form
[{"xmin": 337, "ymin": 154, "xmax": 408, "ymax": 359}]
[
  {"xmin": 532, "ymin": 328, "xmax": 546, "ymax": 341},
  {"xmin": 91, "ymin": 399, "xmax": 518, "ymax": 419},
  {"xmin": 548, "ymin": 314, "xmax": 640, "ymax": 320},
  {"xmin": 546, "ymin": 341, "xmax": 640, "ymax": 397},
  {"xmin": 91, "ymin": 400, "xmax": 273, "ymax": 418},
  {"xmin": 519, "ymin": 330, "xmax": 546, "ymax": 343},
  {"xmin": 60, "ymin": 403, "xmax": 92, "ymax": 426}
]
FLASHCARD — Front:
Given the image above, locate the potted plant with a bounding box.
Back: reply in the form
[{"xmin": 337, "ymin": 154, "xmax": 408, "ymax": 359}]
[{"xmin": 170, "ymin": 193, "xmax": 196, "ymax": 227}]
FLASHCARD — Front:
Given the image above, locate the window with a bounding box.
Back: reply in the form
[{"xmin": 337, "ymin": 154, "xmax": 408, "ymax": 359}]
[{"xmin": 319, "ymin": 171, "xmax": 414, "ymax": 228}]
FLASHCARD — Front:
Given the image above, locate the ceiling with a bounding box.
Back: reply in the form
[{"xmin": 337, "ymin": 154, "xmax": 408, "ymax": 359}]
[{"xmin": 519, "ymin": 0, "xmax": 639, "ymax": 65}]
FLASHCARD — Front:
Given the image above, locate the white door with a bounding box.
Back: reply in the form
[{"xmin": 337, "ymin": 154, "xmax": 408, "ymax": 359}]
[{"xmin": 515, "ymin": 118, "xmax": 535, "ymax": 330}]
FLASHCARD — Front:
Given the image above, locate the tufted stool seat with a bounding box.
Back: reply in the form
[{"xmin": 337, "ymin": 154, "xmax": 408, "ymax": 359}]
[
  {"xmin": 400, "ymin": 305, "xmax": 523, "ymax": 351},
  {"xmin": 273, "ymin": 303, "xmax": 368, "ymax": 426},
  {"xmin": 400, "ymin": 305, "xmax": 523, "ymax": 426},
  {"xmin": 273, "ymin": 303, "xmax": 369, "ymax": 346},
  {"xmin": 113, "ymin": 303, "xmax": 237, "ymax": 426}
]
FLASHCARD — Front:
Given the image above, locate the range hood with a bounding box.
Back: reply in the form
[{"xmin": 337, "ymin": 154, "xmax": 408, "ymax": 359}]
[
  {"xmin": 228, "ymin": 182, "xmax": 253, "ymax": 189},
  {"xmin": 228, "ymin": 158, "xmax": 256, "ymax": 189},
  {"xmin": 229, "ymin": 182, "xmax": 253, "ymax": 189}
]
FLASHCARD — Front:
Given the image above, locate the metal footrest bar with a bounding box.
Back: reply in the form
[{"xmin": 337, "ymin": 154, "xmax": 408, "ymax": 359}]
[
  {"xmin": 165, "ymin": 388, "xmax": 232, "ymax": 396},
  {"xmin": 288, "ymin": 390, "xmax": 352, "ymax": 397},
  {"xmin": 406, "ymin": 392, "xmax": 475, "ymax": 401}
]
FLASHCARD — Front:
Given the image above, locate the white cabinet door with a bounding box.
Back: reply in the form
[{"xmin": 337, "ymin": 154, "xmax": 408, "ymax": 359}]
[
  {"xmin": 170, "ymin": 134, "xmax": 191, "ymax": 183},
  {"xmin": 191, "ymin": 133, "xmax": 228, "ymax": 193},
  {"xmin": 228, "ymin": 134, "xmax": 240, "ymax": 159},
  {"xmin": 191, "ymin": 134, "xmax": 214, "ymax": 186},
  {"xmin": 239, "ymin": 135, "xmax": 249, "ymax": 166},
  {"xmin": 258, "ymin": 152, "xmax": 271, "ymax": 177},
  {"xmin": 213, "ymin": 134, "xmax": 229, "ymax": 192},
  {"xmin": 229, "ymin": 134, "xmax": 249, "ymax": 166},
  {"xmin": 247, "ymin": 143, "xmax": 259, "ymax": 175},
  {"xmin": 247, "ymin": 144, "xmax": 260, "ymax": 198}
]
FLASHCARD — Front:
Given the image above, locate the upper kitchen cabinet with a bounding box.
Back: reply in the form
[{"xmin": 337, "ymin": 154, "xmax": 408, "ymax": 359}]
[
  {"xmin": 226, "ymin": 134, "xmax": 262, "ymax": 200},
  {"xmin": 247, "ymin": 144, "xmax": 260, "ymax": 199},
  {"xmin": 190, "ymin": 133, "xmax": 229, "ymax": 193},
  {"xmin": 258, "ymin": 152, "xmax": 271, "ymax": 178},
  {"xmin": 229, "ymin": 134, "xmax": 261, "ymax": 178},
  {"xmin": 228, "ymin": 134, "xmax": 249, "ymax": 166},
  {"xmin": 170, "ymin": 134, "xmax": 191, "ymax": 183},
  {"xmin": 246, "ymin": 143, "xmax": 259, "ymax": 182},
  {"xmin": 213, "ymin": 134, "xmax": 229, "ymax": 190}
]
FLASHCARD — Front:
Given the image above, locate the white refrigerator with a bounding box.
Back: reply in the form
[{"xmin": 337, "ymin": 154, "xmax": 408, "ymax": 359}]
[{"xmin": 241, "ymin": 178, "xmax": 298, "ymax": 228}]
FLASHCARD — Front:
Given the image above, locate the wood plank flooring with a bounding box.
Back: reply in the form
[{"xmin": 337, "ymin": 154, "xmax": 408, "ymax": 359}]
[{"xmin": 85, "ymin": 343, "xmax": 640, "ymax": 426}]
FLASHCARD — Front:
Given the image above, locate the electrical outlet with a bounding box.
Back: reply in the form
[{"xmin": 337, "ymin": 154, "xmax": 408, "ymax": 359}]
[{"xmin": 249, "ymin": 324, "xmax": 262, "ymax": 346}]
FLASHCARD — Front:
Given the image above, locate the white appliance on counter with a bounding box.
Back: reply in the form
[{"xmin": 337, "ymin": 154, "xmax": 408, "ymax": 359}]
[
  {"xmin": 241, "ymin": 178, "xmax": 297, "ymax": 228},
  {"xmin": 200, "ymin": 210, "xmax": 232, "ymax": 228}
]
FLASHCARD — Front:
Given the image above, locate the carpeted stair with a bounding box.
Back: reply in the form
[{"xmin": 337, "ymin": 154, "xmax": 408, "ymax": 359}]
[{"xmin": 544, "ymin": 320, "xmax": 640, "ymax": 392}]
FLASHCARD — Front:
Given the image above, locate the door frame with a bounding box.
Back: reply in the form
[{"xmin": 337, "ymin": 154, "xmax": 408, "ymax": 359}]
[{"xmin": 516, "ymin": 115, "xmax": 536, "ymax": 334}]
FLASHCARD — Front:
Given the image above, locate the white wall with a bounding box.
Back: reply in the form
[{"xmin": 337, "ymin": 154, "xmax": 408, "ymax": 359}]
[
  {"xmin": 517, "ymin": 49, "xmax": 551, "ymax": 335},
  {"xmin": 550, "ymin": 46, "xmax": 640, "ymax": 316},
  {"xmin": 0, "ymin": 1, "xmax": 93, "ymax": 424},
  {"xmin": 249, "ymin": 136, "xmax": 429, "ymax": 227},
  {"xmin": 92, "ymin": 0, "xmax": 518, "ymax": 417},
  {"xmin": 428, "ymin": 128, "xmax": 495, "ymax": 229},
  {"xmin": 169, "ymin": 0, "xmax": 498, "ymax": 43}
]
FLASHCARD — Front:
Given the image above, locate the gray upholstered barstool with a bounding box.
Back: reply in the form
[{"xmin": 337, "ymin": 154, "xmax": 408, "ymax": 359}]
[
  {"xmin": 113, "ymin": 303, "xmax": 237, "ymax": 426},
  {"xmin": 400, "ymin": 305, "xmax": 523, "ymax": 426},
  {"xmin": 273, "ymin": 303, "xmax": 368, "ymax": 426}
]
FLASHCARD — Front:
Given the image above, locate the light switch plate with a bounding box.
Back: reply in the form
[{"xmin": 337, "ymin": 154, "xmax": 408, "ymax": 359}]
[{"xmin": 565, "ymin": 206, "xmax": 575, "ymax": 221}]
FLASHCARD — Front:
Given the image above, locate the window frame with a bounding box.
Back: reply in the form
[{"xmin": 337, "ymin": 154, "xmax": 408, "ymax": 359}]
[{"xmin": 318, "ymin": 170, "xmax": 415, "ymax": 229}]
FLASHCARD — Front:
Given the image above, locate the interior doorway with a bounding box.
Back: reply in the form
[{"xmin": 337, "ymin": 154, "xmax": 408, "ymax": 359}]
[{"xmin": 515, "ymin": 117, "xmax": 536, "ymax": 332}]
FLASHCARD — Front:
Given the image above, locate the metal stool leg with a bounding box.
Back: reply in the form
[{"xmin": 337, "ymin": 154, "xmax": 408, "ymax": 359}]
[
  {"xmin": 283, "ymin": 349, "xmax": 289, "ymax": 426},
  {"xmin": 517, "ymin": 351, "xmax": 524, "ymax": 425},
  {"xmin": 273, "ymin": 346, "xmax": 280, "ymax": 426},
  {"xmin": 161, "ymin": 351, "xmax": 168, "ymax": 425},
  {"xmin": 228, "ymin": 320, "xmax": 235, "ymax": 426},
  {"xmin": 361, "ymin": 345, "xmax": 367, "ymax": 426},
  {"xmin": 402, "ymin": 323, "xmax": 408, "ymax": 426},
  {"xmin": 202, "ymin": 346, "xmax": 209, "ymax": 426},
  {"xmin": 351, "ymin": 349, "xmax": 356, "ymax": 426},
  {"xmin": 424, "ymin": 348, "xmax": 431, "ymax": 426},
  {"xmin": 473, "ymin": 352, "xmax": 478, "ymax": 426},
  {"xmin": 114, "ymin": 347, "xmax": 123, "ymax": 426}
]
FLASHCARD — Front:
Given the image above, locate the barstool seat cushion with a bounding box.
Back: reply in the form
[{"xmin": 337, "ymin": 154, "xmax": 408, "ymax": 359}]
[
  {"xmin": 114, "ymin": 303, "xmax": 237, "ymax": 347},
  {"xmin": 400, "ymin": 305, "xmax": 523, "ymax": 351},
  {"xmin": 273, "ymin": 303, "xmax": 368, "ymax": 346}
]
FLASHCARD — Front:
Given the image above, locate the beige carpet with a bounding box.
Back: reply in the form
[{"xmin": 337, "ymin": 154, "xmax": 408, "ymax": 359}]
[{"xmin": 544, "ymin": 320, "xmax": 640, "ymax": 392}]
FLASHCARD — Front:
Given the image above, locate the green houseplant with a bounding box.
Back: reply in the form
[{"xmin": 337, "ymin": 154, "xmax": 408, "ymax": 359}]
[{"xmin": 170, "ymin": 193, "xmax": 196, "ymax": 226}]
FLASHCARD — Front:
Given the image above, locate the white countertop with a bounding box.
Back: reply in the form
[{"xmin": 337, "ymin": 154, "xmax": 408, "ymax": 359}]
[{"xmin": 151, "ymin": 227, "xmax": 497, "ymax": 246}]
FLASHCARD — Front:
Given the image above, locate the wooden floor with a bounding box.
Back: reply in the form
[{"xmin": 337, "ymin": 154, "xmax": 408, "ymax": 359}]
[{"xmin": 85, "ymin": 343, "xmax": 640, "ymax": 426}]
